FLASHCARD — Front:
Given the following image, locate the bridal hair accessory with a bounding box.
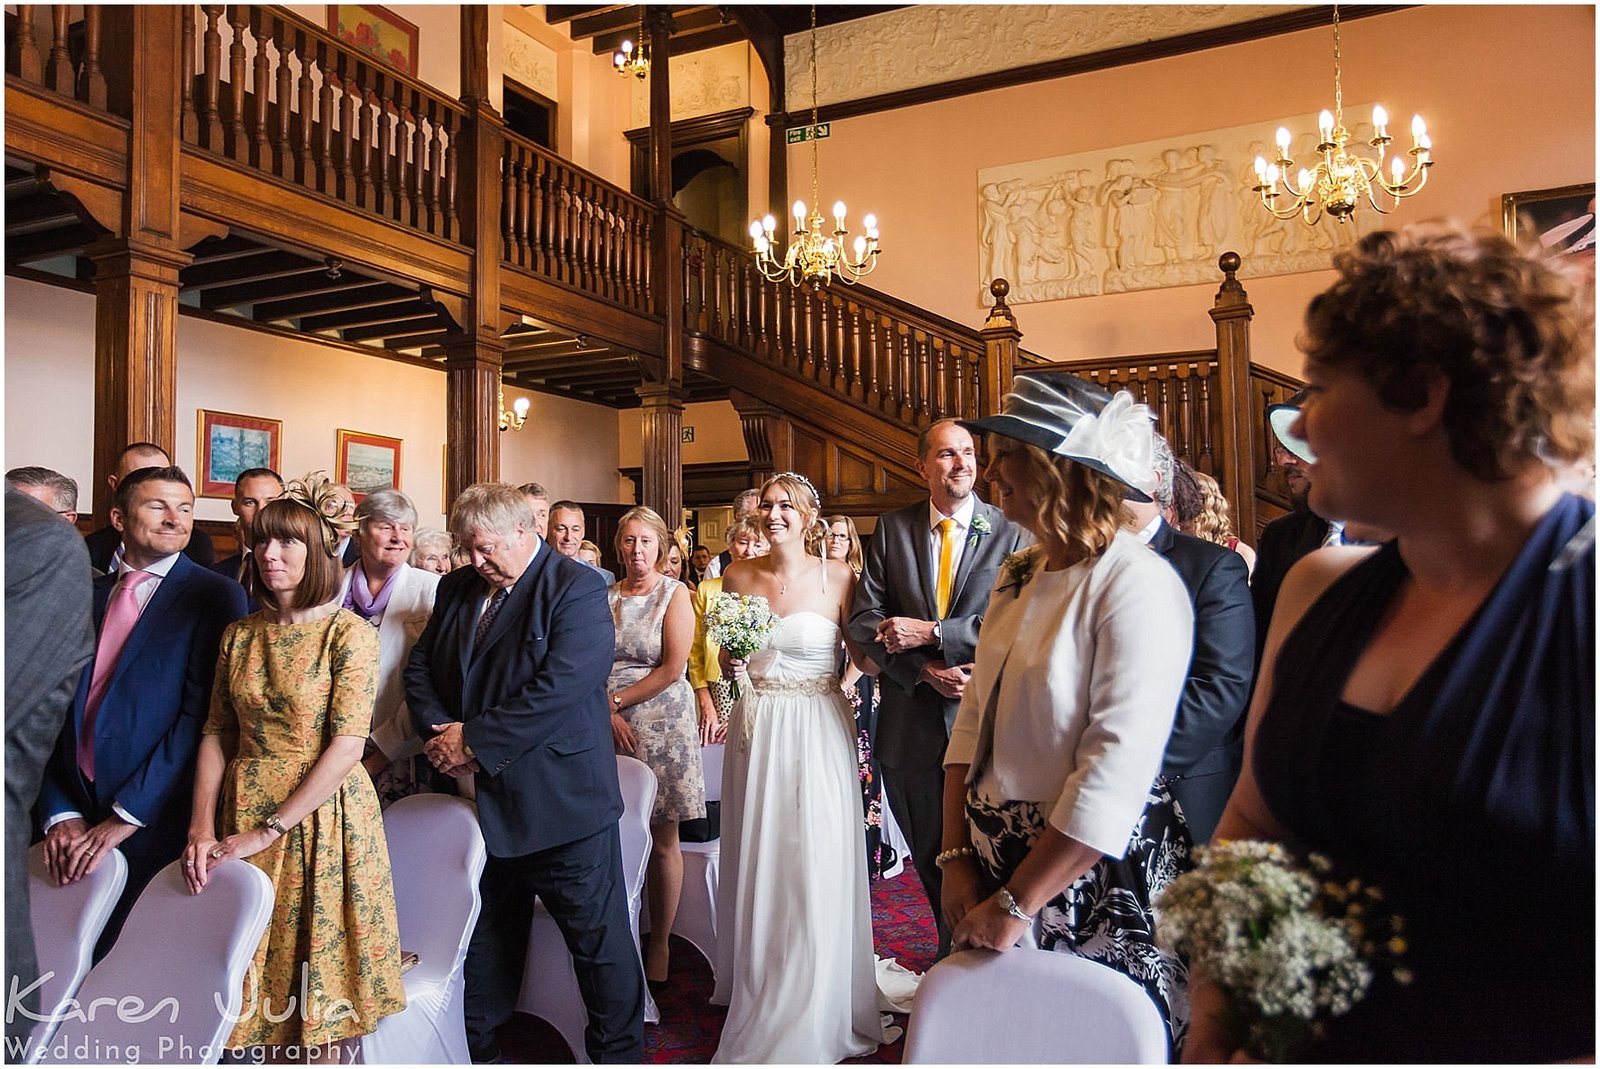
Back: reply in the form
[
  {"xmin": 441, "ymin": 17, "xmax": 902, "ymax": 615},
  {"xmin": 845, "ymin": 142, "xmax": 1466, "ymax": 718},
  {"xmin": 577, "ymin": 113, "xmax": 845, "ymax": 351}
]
[
  {"xmin": 282, "ymin": 471, "xmax": 357, "ymax": 557},
  {"xmin": 959, "ymin": 371, "xmax": 1155, "ymax": 502},
  {"xmin": 767, "ymin": 470, "xmax": 820, "ymax": 507}
]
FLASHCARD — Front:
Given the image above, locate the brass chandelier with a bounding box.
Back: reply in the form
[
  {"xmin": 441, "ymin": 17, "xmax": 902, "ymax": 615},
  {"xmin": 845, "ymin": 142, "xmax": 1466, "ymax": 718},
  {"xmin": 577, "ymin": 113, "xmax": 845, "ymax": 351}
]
[
  {"xmin": 1250, "ymin": 5, "xmax": 1434, "ymax": 225},
  {"xmin": 749, "ymin": 6, "xmax": 880, "ymax": 289},
  {"xmin": 613, "ymin": 8, "xmax": 649, "ymax": 80}
]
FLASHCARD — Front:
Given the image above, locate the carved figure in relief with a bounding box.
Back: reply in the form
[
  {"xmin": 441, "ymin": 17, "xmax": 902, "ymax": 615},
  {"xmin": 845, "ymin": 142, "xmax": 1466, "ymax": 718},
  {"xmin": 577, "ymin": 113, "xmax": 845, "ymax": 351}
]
[
  {"xmin": 979, "ymin": 180, "xmax": 1025, "ymax": 286},
  {"xmin": 1098, "ymin": 159, "xmax": 1139, "ymax": 271},
  {"xmin": 1149, "ymin": 148, "xmax": 1193, "ymax": 265},
  {"xmin": 1189, "ymin": 145, "xmax": 1230, "ymax": 258}
]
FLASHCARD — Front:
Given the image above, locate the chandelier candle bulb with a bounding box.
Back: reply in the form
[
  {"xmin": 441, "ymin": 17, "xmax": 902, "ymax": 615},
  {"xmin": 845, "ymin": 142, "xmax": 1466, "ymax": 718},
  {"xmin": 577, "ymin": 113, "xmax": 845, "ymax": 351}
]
[
  {"xmin": 1319, "ymin": 110, "xmax": 1334, "ymax": 141},
  {"xmin": 1371, "ymin": 104, "xmax": 1389, "ymax": 137}
]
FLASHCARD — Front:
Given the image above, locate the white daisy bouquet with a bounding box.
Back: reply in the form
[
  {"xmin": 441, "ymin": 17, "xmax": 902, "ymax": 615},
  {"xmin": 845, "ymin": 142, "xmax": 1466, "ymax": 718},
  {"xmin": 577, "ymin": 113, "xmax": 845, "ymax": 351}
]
[
  {"xmin": 704, "ymin": 592, "xmax": 780, "ymax": 701},
  {"xmin": 1155, "ymin": 840, "xmax": 1409, "ymax": 1062}
]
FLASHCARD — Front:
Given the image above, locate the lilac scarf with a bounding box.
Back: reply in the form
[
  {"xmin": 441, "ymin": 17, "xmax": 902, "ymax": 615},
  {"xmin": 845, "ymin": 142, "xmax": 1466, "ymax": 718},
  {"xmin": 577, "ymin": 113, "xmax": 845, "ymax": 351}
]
[{"xmin": 344, "ymin": 563, "xmax": 402, "ymax": 625}]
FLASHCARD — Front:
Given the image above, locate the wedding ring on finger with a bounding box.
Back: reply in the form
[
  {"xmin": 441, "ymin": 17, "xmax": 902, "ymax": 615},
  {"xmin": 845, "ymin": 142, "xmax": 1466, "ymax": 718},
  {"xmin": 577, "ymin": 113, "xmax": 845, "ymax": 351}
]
[{"xmin": 210, "ymin": 849, "xmax": 223, "ymax": 859}]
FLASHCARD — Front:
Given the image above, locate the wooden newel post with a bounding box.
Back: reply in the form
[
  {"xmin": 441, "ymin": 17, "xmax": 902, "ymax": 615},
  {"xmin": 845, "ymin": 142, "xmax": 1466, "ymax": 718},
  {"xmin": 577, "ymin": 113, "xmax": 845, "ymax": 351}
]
[
  {"xmin": 637, "ymin": 382, "xmax": 688, "ymax": 525},
  {"xmin": 979, "ymin": 278, "xmax": 1021, "ymax": 417},
  {"xmin": 1209, "ymin": 251, "xmax": 1257, "ymax": 543}
]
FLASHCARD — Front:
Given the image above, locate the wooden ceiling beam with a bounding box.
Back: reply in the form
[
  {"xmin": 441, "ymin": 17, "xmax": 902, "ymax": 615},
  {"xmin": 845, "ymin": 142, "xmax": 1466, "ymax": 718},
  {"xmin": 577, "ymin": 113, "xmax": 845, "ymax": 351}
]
[
  {"xmin": 588, "ymin": 6, "xmax": 726, "ymax": 53},
  {"xmin": 541, "ymin": 4, "xmax": 618, "ymax": 26},
  {"xmin": 202, "ymin": 272, "xmax": 373, "ymax": 310},
  {"xmin": 381, "ymin": 329, "xmax": 453, "ymax": 350},
  {"xmin": 298, "ymin": 300, "xmax": 433, "ymax": 332},
  {"xmin": 5, "ymin": 225, "xmax": 98, "ymax": 264},
  {"xmin": 181, "ymin": 251, "xmax": 321, "ymax": 290},
  {"xmin": 251, "ymin": 282, "xmax": 411, "ymax": 320},
  {"xmin": 341, "ymin": 316, "xmax": 444, "ymax": 343},
  {"xmin": 569, "ymin": 5, "xmax": 651, "ymax": 39}
]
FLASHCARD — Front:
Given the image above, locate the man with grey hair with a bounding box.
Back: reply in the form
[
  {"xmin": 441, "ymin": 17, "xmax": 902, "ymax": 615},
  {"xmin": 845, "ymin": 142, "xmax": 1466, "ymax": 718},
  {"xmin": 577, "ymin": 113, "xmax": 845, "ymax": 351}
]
[
  {"xmin": 405, "ymin": 482, "xmax": 643, "ymax": 1063},
  {"xmin": 7, "ymin": 466, "xmax": 82, "ymax": 527},
  {"xmin": 517, "ymin": 481, "xmax": 551, "ymax": 539},
  {"xmin": 549, "ymin": 499, "xmax": 616, "ymax": 585},
  {"xmin": 1125, "ymin": 434, "xmax": 1254, "ymax": 843},
  {"xmin": 704, "ymin": 486, "xmax": 762, "ymax": 579}
]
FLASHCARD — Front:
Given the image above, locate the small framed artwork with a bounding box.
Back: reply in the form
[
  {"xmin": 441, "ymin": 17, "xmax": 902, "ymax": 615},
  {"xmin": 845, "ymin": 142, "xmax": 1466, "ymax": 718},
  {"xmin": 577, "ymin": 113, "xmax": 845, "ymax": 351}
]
[
  {"xmin": 1502, "ymin": 183, "xmax": 1596, "ymax": 256},
  {"xmin": 327, "ymin": 4, "xmax": 420, "ymax": 79},
  {"xmin": 197, "ymin": 409, "xmax": 281, "ymax": 499},
  {"xmin": 336, "ymin": 429, "xmax": 402, "ymax": 501}
]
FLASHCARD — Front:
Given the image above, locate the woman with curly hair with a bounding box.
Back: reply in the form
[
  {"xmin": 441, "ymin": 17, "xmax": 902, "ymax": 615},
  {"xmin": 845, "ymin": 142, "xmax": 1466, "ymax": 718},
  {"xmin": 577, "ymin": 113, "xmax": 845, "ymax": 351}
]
[
  {"xmin": 940, "ymin": 372, "xmax": 1195, "ymax": 1051},
  {"xmin": 1186, "ymin": 223, "xmax": 1594, "ymax": 1062},
  {"xmin": 185, "ymin": 474, "xmax": 406, "ymax": 1060},
  {"xmin": 1180, "ymin": 465, "xmax": 1257, "ymax": 576}
]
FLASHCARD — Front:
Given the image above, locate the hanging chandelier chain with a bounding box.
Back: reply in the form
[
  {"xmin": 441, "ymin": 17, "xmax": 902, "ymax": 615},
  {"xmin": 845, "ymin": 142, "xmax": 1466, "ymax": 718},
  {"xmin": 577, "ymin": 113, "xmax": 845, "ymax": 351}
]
[
  {"xmin": 809, "ymin": 4, "xmax": 820, "ymax": 222},
  {"xmin": 1331, "ymin": 4, "xmax": 1343, "ymax": 128}
]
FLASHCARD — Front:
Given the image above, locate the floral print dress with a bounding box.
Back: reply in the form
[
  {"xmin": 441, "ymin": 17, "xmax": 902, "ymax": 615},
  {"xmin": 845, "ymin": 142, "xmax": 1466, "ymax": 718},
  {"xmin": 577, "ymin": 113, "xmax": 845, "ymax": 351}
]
[{"xmin": 205, "ymin": 609, "xmax": 407, "ymax": 1047}]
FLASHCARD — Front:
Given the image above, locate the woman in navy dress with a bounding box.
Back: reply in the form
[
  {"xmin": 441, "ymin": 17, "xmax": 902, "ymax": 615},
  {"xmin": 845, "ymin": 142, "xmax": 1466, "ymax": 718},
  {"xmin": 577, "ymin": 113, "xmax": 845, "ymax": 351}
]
[{"xmin": 1185, "ymin": 223, "xmax": 1594, "ymax": 1063}]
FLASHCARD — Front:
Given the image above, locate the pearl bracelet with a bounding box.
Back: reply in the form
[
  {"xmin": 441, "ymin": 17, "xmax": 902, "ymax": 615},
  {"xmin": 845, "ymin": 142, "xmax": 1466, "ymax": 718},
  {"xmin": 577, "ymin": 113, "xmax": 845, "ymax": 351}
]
[{"xmin": 934, "ymin": 845, "xmax": 975, "ymax": 868}]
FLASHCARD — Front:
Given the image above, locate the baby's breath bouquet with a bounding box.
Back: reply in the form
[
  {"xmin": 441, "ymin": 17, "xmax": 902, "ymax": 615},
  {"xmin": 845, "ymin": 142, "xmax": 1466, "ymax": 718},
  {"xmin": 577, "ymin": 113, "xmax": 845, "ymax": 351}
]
[
  {"xmin": 704, "ymin": 592, "xmax": 780, "ymax": 701},
  {"xmin": 1155, "ymin": 840, "xmax": 1408, "ymax": 1062}
]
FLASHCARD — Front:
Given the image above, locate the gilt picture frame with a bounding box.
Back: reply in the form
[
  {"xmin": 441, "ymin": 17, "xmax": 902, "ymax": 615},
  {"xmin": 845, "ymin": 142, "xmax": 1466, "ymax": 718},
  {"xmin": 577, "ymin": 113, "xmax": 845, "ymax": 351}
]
[
  {"xmin": 1501, "ymin": 182, "xmax": 1595, "ymax": 254},
  {"xmin": 336, "ymin": 429, "xmax": 402, "ymax": 501},
  {"xmin": 327, "ymin": 4, "xmax": 420, "ymax": 79},
  {"xmin": 197, "ymin": 409, "xmax": 282, "ymax": 499}
]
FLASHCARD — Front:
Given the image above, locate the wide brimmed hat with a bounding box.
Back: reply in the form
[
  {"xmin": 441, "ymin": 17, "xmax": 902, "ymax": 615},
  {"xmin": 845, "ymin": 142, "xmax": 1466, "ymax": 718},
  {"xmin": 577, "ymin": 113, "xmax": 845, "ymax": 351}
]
[
  {"xmin": 960, "ymin": 371, "xmax": 1156, "ymax": 502},
  {"xmin": 1267, "ymin": 389, "xmax": 1317, "ymax": 464}
]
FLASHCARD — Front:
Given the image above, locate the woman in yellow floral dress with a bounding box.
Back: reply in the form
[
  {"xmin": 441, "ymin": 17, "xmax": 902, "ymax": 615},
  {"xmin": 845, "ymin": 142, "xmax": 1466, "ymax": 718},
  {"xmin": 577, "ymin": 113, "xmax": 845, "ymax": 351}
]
[{"xmin": 185, "ymin": 475, "xmax": 405, "ymax": 1059}]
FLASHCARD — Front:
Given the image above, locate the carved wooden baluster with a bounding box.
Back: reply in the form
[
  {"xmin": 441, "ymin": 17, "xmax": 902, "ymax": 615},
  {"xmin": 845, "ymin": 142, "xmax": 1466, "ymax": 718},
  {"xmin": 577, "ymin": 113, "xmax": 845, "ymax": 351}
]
[
  {"xmin": 443, "ymin": 113, "xmax": 459, "ymax": 239},
  {"xmin": 249, "ymin": 9, "xmax": 271, "ymax": 169},
  {"xmin": 293, "ymin": 29, "xmax": 314, "ymax": 185},
  {"xmin": 178, "ymin": 6, "xmax": 198, "ymax": 136},
  {"xmin": 424, "ymin": 99, "xmax": 444, "ymax": 234},
  {"xmin": 525, "ymin": 153, "xmax": 544, "ymax": 273},
  {"xmin": 376, "ymin": 73, "xmax": 396, "ymax": 218},
  {"xmin": 316, "ymin": 44, "xmax": 336, "ymax": 194},
  {"xmin": 46, "ymin": 7, "xmax": 72, "ymax": 95},
  {"xmin": 272, "ymin": 17, "xmax": 294, "ymax": 178},
  {"xmin": 335, "ymin": 53, "xmax": 356, "ymax": 203},
  {"xmin": 1198, "ymin": 370, "xmax": 1215, "ymax": 464},
  {"xmin": 503, "ymin": 149, "xmax": 521, "ymax": 265},
  {"xmin": 583, "ymin": 182, "xmax": 599, "ymax": 293},
  {"xmin": 394, "ymin": 91, "xmax": 415, "ymax": 225},
  {"xmin": 81, "ymin": 6, "xmax": 106, "ymax": 108},
  {"xmin": 16, "ymin": 7, "xmax": 42, "ymax": 84},
  {"xmin": 409, "ymin": 91, "xmax": 427, "ymax": 228},
  {"xmin": 1173, "ymin": 365, "xmax": 1193, "ymax": 460},
  {"xmin": 226, "ymin": 6, "xmax": 249, "ymax": 162},
  {"xmin": 356, "ymin": 64, "xmax": 377, "ymax": 209},
  {"xmin": 573, "ymin": 177, "xmax": 590, "ymax": 290},
  {"xmin": 198, "ymin": 7, "xmax": 224, "ymax": 149}
]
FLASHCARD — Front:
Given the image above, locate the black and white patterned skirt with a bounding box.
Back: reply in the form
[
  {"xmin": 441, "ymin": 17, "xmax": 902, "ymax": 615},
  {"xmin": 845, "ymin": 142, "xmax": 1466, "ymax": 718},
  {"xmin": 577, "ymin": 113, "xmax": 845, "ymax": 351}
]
[{"xmin": 965, "ymin": 781, "xmax": 1192, "ymax": 1055}]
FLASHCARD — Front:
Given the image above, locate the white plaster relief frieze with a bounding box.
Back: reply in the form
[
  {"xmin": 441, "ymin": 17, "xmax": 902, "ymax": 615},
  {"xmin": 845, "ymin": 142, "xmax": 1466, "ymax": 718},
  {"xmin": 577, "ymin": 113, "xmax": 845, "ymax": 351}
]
[
  {"xmin": 786, "ymin": 5, "xmax": 1301, "ymax": 108},
  {"xmin": 504, "ymin": 24, "xmax": 558, "ymax": 100},
  {"xmin": 629, "ymin": 43, "xmax": 751, "ymax": 127},
  {"xmin": 976, "ymin": 109, "xmax": 1386, "ymax": 305}
]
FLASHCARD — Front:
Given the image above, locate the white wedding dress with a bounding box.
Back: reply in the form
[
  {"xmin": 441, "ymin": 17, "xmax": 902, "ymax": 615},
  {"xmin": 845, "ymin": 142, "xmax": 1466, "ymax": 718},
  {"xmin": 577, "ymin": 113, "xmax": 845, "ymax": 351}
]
[{"xmin": 711, "ymin": 611, "xmax": 888, "ymax": 1064}]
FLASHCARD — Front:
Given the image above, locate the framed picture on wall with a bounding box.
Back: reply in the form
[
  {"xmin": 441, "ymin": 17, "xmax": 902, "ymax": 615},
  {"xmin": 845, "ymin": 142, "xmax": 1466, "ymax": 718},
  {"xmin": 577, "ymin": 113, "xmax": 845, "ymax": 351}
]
[
  {"xmin": 327, "ymin": 4, "xmax": 419, "ymax": 79},
  {"xmin": 1501, "ymin": 183, "xmax": 1596, "ymax": 256},
  {"xmin": 336, "ymin": 429, "xmax": 402, "ymax": 501},
  {"xmin": 197, "ymin": 409, "xmax": 282, "ymax": 499}
]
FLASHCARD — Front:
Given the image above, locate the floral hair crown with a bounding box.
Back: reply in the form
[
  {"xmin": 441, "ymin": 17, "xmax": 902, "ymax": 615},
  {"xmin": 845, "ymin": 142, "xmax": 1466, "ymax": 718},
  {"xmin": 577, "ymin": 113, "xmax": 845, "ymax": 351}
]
[{"xmin": 282, "ymin": 471, "xmax": 358, "ymax": 557}]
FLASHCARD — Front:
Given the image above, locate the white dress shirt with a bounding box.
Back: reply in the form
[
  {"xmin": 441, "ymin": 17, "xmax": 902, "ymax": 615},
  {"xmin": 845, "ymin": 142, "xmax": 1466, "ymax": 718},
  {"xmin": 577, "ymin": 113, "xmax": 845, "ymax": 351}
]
[
  {"xmin": 944, "ymin": 531, "xmax": 1192, "ymax": 858},
  {"xmin": 927, "ymin": 495, "xmax": 978, "ymax": 587}
]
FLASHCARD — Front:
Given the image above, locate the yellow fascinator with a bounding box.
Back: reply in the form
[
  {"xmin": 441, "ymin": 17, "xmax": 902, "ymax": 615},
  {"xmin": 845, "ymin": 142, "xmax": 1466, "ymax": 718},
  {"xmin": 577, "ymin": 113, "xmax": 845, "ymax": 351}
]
[{"xmin": 281, "ymin": 471, "xmax": 357, "ymax": 557}]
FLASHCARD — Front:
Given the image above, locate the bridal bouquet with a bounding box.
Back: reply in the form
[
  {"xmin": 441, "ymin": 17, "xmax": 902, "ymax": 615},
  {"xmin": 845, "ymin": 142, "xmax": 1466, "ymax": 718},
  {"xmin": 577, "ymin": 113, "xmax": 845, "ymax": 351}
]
[
  {"xmin": 705, "ymin": 592, "xmax": 780, "ymax": 701},
  {"xmin": 1154, "ymin": 840, "xmax": 1409, "ymax": 1062}
]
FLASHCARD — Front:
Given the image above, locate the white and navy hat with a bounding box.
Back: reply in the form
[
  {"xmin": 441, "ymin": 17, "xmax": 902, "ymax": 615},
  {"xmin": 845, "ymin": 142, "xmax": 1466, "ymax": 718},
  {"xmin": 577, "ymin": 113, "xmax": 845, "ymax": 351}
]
[
  {"xmin": 1267, "ymin": 388, "xmax": 1316, "ymax": 464},
  {"xmin": 960, "ymin": 371, "xmax": 1157, "ymax": 502}
]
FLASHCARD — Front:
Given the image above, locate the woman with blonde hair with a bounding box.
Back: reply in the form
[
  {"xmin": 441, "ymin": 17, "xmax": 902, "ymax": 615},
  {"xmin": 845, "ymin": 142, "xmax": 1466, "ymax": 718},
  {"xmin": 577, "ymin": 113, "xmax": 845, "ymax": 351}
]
[
  {"xmin": 1182, "ymin": 465, "xmax": 1257, "ymax": 576},
  {"xmin": 186, "ymin": 473, "xmax": 406, "ymax": 1060},
  {"xmin": 605, "ymin": 505, "xmax": 702, "ymax": 988},
  {"xmin": 941, "ymin": 373, "xmax": 1194, "ymax": 1049}
]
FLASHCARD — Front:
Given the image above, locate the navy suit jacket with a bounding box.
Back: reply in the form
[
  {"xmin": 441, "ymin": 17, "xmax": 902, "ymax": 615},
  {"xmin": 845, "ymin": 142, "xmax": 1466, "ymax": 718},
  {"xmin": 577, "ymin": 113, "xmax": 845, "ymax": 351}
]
[
  {"xmin": 1149, "ymin": 520, "xmax": 1255, "ymax": 841},
  {"xmin": 405, "ymin": 541, "xmax": 620, "ymax": 858},
  {"xmin": 37, "ymin": 553, "xmax": 249, "ymax": 861}
]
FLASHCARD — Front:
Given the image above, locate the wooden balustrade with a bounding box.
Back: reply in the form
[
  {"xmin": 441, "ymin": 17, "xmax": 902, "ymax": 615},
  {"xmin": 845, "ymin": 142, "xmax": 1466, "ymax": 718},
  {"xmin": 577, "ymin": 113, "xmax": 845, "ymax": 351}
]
[
  {"xmin": 682, "ymin": 228, "xmax": 985, "ymax": 429},
  {"xmin": 7, "ymin": 6, "xmax": 112, "ymax": 112},
  {"xmin": 1062, "ymin": 351, "xmax": 1224, "ymax": 475},
  {"xmin": 183, "ymin": 4, "xmax": 462, "ymax": 242},
  {"xmin": 1247, "ymin": 361, "xmax": 1305, "ymax": 515},
  {"xmin": 499, "ymin": 132, "xmax": 654, "ymax": 315}
]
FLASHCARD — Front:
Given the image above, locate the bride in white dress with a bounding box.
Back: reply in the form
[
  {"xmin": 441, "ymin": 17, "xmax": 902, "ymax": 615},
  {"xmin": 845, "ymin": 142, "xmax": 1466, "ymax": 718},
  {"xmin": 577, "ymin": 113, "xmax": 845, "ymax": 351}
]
[{"xmin": 711, "ymin": 472, "xmax": 887, "ymax": 1064}]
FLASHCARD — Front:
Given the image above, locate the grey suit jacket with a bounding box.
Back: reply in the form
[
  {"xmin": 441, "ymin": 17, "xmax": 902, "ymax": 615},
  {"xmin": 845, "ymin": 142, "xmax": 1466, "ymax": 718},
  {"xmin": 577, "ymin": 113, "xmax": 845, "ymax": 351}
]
[{"xmin": 849, "ymin": 498, "xmax": 1026, "ymax": 769}]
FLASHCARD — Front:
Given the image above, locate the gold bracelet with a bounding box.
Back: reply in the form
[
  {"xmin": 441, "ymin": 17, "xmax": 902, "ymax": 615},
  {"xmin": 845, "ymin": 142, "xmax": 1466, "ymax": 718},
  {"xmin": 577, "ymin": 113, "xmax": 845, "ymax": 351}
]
[
  {"xmin": 934, "ymin": 845, "xmax": 975, "ymax": 868},
  {"xmin": 265, "ymin": 814, "xmax": 289, "ymax": 836}
]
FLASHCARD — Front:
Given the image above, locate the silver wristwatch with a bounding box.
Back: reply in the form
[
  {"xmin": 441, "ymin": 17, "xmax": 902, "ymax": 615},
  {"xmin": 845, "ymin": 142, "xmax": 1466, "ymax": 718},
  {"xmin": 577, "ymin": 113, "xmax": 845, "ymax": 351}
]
[
  {"xmin": 931, "ymin": 620, "xmax": 943, "ymax": 647},
  {"xmin": 996, "ymin": 885, "xmax": 1032, "ymax": 922}
]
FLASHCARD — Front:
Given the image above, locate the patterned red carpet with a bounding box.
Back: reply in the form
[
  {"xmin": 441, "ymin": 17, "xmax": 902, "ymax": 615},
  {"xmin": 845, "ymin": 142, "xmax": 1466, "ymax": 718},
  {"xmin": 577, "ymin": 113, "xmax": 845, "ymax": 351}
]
[{"xmin": 499, "ymin": 867, "xmax": 938, "ymax": 1063}]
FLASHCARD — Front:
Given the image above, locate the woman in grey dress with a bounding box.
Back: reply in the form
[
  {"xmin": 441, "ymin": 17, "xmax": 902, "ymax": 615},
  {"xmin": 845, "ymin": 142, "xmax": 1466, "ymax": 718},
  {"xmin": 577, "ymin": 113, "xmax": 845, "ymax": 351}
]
[{"xmin": 607, "ymin": 505, "xmax": 704, "ymax": 989}]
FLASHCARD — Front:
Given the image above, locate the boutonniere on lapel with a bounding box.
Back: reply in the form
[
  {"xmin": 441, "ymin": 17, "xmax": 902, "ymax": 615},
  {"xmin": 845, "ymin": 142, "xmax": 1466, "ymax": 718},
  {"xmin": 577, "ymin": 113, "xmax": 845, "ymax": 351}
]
[
  {"xmin": 998, "ymin": 546, "xmax": 1039, "ymax": 598},
  {"xmin": 967, "ymin": 514, "xmax": 992, "ymax": 551}
]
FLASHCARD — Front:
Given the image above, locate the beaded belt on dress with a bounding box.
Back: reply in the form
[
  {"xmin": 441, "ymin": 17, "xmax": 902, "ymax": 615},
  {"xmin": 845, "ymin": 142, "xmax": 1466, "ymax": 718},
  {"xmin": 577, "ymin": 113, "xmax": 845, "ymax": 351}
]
[{"xmin": 746, "ymin": 676, "xmax": 837, "ymax": 697}]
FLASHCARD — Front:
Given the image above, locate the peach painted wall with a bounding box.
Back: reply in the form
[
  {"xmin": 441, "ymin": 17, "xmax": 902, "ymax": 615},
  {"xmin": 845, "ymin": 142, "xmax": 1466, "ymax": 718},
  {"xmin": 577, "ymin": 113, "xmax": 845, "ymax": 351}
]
[
  {"xmin": 794, "ymin": 5, "xmax": 1595, "ymax": 376},
  {"xmin": 284, "ymin": 5, "xmax": 461, "ymax": 98},
  {"xmin": 4, "ymin": 276, "xmax": 628, "ymax": 527},
  {"xmin": 615, "ymin": 401, "xmax": 748, "ymax": 469}
]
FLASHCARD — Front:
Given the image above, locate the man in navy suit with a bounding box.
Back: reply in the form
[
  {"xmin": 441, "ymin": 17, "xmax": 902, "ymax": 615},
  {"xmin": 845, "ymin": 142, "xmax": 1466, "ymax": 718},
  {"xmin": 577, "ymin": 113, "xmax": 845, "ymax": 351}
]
[
  {"xmin": 37, "ymin": 466, "xmax": 248, "ymax": 957},
  {"xmin": 405, "ymin": 482, "xmax": 644, "ymax": 1064},
  {"xmin": 1129, "ymin": 437, "xmax": 1254, "ymax": 843},
  {"xmin": 210, "ymin": 466, "xmax": 284, "ymax": 588}
]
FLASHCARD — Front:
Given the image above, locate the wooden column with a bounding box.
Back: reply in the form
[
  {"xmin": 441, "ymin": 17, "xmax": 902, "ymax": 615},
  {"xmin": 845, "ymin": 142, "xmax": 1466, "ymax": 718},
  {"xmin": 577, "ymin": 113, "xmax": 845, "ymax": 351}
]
[
  {"xmin": 644, "ymin": 7, "xmax": 686, "ymax": 525},
  {"xmin": 637, "ymin": 382, "xmax": 688, "ymax": 525},
  {"xmin": 442, "ymin": 5, "xmax": 505, "ymax": 504},
  {"xmin": 979, "ymin": 278, "xmax": 1022, "ymax": 417},
  {"xmin": 1209, "ymin": 251, "xmax": 1257, "ymax": 542},
  {"xmin": 90, "ymin": 6, "xmax": 188, "ymax": 520},
  {"xmin": 730, "ymin": 390, "xmax": 785, "ymax": 485}
]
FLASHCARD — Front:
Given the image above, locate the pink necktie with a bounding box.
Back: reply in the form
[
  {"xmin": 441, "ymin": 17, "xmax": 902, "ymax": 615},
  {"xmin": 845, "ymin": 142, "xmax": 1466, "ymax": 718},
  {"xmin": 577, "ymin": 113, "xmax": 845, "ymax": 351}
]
[{"xmin": 79, "ymin": 569, "xmax": 155, "ymax": 781}]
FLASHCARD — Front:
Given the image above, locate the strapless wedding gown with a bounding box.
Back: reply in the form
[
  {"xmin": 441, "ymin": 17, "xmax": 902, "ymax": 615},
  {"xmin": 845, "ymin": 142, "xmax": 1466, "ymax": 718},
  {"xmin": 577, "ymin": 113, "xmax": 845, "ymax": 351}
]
[{"xmin": 711, "ymin": 612, "xmax": 887, "ymax": 1064}]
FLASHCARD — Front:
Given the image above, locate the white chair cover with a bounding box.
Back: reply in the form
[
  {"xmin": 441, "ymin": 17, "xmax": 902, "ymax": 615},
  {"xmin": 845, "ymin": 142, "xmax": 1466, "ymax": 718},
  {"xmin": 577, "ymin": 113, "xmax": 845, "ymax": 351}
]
[
  {"xmin": 22, "ymin": 843, "xmax": 128, "ymax": 1061},
  {"xmin": 903, "ymin": 947, "xmax": 1169, "ymax": 1064},
  {"xmin": 669, "ymin": 743, "xmax": 722, "ymax": 974},
  {"xmin": 361, "ymin": 794, "xmax": 487, "ymax": 1065},
  {"xmin": 35, "ymin": 859, "xmax": 273, "ymax": 1065},
  {"xmin": 515, "ymin": 755, "xmax": 658, "ymax": 1062}
]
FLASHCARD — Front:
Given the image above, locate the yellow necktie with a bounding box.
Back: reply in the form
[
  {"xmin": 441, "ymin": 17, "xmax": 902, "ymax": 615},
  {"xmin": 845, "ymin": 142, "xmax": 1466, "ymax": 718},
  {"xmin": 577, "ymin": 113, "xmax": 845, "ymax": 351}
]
[{"xmin": 935, "ymin": 518, "xmax": 956, "ymax": 619}]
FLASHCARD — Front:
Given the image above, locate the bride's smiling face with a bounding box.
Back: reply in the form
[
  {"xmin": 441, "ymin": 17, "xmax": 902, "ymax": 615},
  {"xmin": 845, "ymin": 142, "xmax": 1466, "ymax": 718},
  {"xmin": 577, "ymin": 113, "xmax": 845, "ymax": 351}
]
[{"xmin": 758, "ymin": 485, "xmax": 811, "ymax": 546}]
